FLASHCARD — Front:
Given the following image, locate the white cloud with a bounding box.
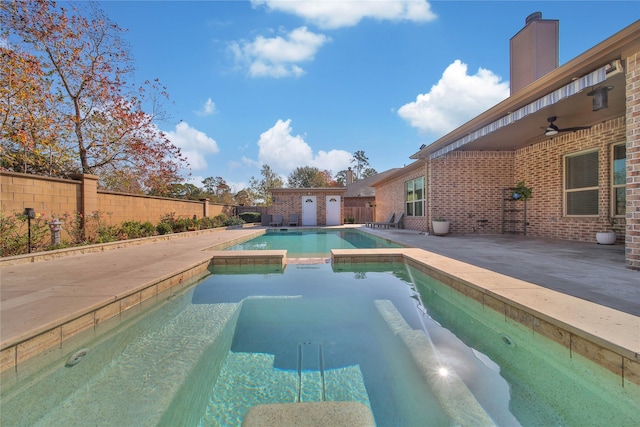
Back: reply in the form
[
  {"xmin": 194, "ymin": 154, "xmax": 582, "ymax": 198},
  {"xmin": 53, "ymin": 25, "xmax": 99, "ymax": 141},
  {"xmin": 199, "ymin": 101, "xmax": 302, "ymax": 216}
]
[
  {"xmin": 252, "ymin": 0, "xmax": 436, "ymax": 29},
  {"xmin": 230, "ymin": 26, "xmax": 330, "ymax": 78},
  {"xmin": 256, "ymin": 119, "xmax": 351, "ymax": 176},
  {"xmin": 165, "ymin": 122, "xmax": 219, "ymax": 171},
  {"xmin": 196, "ymin": 98, "xmax": 217, "ymax": 116},
  {"xmin": 397, "ymin": 60, "xmax": 510, "ymax": 136}
]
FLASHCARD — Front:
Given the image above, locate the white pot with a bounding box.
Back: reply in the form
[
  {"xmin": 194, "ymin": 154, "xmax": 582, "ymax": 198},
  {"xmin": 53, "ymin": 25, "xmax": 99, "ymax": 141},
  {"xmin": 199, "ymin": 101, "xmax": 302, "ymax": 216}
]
[
  {"xmin": 595, "ymin": 231, "xmax": 616, "ymax": 245},
  {"xmin": 432, "ymin": 221, "xmax": 450, "ymax": 236}
]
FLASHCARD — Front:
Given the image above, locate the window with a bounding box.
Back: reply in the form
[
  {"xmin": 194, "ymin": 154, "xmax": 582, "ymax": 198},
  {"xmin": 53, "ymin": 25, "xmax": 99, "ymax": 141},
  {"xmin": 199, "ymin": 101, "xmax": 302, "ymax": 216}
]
[
  {"xmin": 405, "ymin": 177, "xmax": 425, "ymax": 217},
  {"xmin": 612, "ymin": 143, "xmax": 626, "ymax": 216},
  {"xmin": 564, "ymin": 150, "xmax": 598, "ymax": 216}
]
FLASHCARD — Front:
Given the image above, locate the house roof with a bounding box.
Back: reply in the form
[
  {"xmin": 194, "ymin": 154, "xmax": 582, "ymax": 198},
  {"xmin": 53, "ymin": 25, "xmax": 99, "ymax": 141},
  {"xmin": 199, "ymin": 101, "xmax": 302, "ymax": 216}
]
[
  {"xmin": 343, "ymin": 168, "xmax": 401, "ymax": 197},
  {"xmin": 410, "ymin": 20, "xmax": 639, "ymax": 161},
  {"xmin": 370, "ymin": 161, "xmax": 425, "ymax": 187},
  {"xmin": 270, "ymin": 187, "xmax": 347, "ymax": 193}
]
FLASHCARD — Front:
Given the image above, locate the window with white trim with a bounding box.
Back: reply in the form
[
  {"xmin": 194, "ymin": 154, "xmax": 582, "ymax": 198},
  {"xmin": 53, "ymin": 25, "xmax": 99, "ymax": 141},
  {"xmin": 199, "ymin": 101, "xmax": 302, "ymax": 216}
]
[
  {"xmin": 564, "ymin": 150, "xmax": 598, "ymax": 216},
  {"xmin": 405, "ymin": 177, "xmax": 425, "ymax": 217},
  {"xmin": 612, "ymin": 143, "xmax": 626, "ymax": 216}
]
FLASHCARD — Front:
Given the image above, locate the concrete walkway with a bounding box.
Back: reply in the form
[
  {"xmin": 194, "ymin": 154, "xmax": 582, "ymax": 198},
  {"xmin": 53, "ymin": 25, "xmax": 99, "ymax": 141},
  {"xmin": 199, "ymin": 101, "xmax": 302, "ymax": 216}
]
[
  {"xmin": 0, "ymin": 227, "xmax": 264, "ymax": 351},
  {"xmin": 1, "ymin": 226, "xmax": 638, "ymax": 355}
]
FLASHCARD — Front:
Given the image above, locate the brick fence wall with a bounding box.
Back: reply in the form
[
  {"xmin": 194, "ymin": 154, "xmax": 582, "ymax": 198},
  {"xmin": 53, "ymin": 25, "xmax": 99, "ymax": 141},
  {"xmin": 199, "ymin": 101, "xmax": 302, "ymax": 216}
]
[{"xmin": 1, "ymin": 171, "xmax": 233, "ymax": 227}]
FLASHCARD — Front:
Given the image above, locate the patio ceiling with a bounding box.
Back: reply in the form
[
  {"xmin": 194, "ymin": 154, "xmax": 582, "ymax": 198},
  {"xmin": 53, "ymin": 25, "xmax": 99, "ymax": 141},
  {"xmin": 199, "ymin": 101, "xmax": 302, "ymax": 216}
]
[
  {"xmin": 446, "ymin": 71, "xmax": 626, "ymax": 153},
  {"xmin": 411, "ymin": 20, "xmax": 638, "ymax": 160}
]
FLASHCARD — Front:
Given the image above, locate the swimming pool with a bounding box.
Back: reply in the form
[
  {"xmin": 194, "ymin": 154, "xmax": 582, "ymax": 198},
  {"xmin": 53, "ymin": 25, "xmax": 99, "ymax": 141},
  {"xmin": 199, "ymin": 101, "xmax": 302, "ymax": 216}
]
[
  {"xmin": 224, "ymin": 229, "xmax": 403, "ymax": 257},
  {"xmin": 2, "ymin": 262, "xmax": 637, "ymax": 426}
]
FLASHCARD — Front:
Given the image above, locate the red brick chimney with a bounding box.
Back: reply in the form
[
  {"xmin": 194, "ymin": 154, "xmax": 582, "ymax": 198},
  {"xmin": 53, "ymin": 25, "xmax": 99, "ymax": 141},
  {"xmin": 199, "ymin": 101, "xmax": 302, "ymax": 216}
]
[{"xmin": 510, "ymin": 12, "xmax": 559, "ymax": 95}]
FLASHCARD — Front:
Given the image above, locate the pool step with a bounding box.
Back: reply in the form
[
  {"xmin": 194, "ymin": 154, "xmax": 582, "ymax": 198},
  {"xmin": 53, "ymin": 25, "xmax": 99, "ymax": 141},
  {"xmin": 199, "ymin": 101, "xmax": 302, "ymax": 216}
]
[
  {"xmin": 201, "ymin": 351, "xmax": 372, "ymax": 426},
  {"xmin": 297, "ymin": 342, "xmax": 326, "ymax": 402},
  {"xmin": 7, "ymin": 302, "xmax": 241, "ymax": 427}
]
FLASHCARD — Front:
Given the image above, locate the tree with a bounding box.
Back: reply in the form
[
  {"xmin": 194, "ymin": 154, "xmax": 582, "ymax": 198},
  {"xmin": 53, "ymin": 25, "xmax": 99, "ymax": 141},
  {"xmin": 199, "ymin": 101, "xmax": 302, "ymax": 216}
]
[
  {"xmin": 202, "ymin": 176, "xmax": 233, "ymax": 204},
  {"xmin": 0, "ymin": 46, "xmax": 75, "ymax": 176},
  {"xmin": 361, "ymin": 167, "xmax": 378, "ymax": 178},
  {"xmin": 288, "ymin": 166, "xmax": 330, "ymax": 188},
  {"xmin": 1, "ymin": 0, "xmax": 188, "ymax": 193},
  {"xmin": 334, "ymin": 170, "xmax": 347, "ymax": 186},
  {"xmin": 337, "ymin": 151, "xmax": 377, "ymax": 183},
  {"xmin": 249, "ymin": 164, "xmax": 284, "ymax": 206},
  {"xmin": 351, "ymin": 150, "xmax": 370, "ymax": 180},
  {"xmin": 235, "ymin": 189, "xmax": 253, "ymax": 206}
]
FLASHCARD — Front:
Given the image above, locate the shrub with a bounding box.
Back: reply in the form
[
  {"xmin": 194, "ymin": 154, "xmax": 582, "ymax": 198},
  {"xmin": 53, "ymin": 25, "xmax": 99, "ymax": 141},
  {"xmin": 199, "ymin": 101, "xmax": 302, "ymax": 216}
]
[
  {"xmin": 120, "ymin": 221, "xmax": 146, "ymax": 239},
  {"xmin": 239, "ymin": 212, "xmax": 261, "ymax": 223},
  {"xmin": 141, "ymin": 221, "xmax": 156, "ymax": 236},
  {"xmin": 224, "ymin": 216, "xmax": 245, "ymax": 227},
  {"xmin": 199, "ymin": 216, "xmax": 216, "ymax": 229},
  {"xmin": 58, "ymin": 210, "xmax": 114, "ymax": 244},
  {"xmin": 156, "ymin": 222, "xmax": 173, "ymax": 235},
  {"xmin": 0, "ymin": 209, "xmax": 49, "ymax": 256},
  {"xmin": 212, "ymin": 214, "xmax": 228, "ymax": 228},
  {"xmin": 93, "ymin": 223, "xmax": 120, "ymax": 243}
]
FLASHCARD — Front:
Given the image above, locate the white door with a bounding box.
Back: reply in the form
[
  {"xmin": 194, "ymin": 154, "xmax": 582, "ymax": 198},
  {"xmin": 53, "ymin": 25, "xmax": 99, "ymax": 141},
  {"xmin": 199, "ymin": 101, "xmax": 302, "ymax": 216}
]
[
  {"xmin": 326, "ymin": 196, "xmax": 341, "ymax": 226},
  {"xmin": 302, "ymin": 196, "xmax": 317, "ymax": 226}
]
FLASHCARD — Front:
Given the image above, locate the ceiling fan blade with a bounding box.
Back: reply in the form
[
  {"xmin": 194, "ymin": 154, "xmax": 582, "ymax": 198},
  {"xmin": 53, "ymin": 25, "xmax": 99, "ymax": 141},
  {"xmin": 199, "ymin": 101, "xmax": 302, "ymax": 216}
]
[{"xmin": 558, "ymin": 126, "xmax": 591, "ymax": 132}]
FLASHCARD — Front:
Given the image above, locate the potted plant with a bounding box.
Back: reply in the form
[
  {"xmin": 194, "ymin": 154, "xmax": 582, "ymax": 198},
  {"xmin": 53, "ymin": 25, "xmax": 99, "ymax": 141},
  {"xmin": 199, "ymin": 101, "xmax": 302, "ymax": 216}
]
[
  {"xmin": 596, "ymin": 217, "xmax": 617, "ymax": 245},
  {"xmin": 510, "ymin": 181, "xmax": 533, "ymax": 201},
  {"xmin": 432, "ymin": 217, "xmax": 450, "ymax": 236}
]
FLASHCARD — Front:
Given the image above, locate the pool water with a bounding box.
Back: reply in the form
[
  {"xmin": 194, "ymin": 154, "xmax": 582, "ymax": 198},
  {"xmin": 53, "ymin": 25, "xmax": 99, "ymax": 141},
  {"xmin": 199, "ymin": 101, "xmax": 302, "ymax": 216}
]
[
  {"xmin": 225, "ymin": 229, "xmax": 403, "ymax": 257},
  {"xmin": 2, "ymin": 263, "xmax": 638, "ymax": 427}
]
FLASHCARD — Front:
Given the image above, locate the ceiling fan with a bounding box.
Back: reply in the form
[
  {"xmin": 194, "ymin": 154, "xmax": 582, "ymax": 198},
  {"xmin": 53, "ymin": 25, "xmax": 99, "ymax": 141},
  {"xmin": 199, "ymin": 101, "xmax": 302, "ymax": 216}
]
[{"xmin": 544, "ymin": 116, "xmax": 591, "ymax": 136}]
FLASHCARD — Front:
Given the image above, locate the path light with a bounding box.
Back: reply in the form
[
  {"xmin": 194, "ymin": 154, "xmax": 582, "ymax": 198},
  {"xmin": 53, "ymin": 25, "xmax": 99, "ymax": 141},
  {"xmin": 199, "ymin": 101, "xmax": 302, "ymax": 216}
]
[{"xmin": 24, "ymin": 208, "xmax": 35, "ymax": 253}]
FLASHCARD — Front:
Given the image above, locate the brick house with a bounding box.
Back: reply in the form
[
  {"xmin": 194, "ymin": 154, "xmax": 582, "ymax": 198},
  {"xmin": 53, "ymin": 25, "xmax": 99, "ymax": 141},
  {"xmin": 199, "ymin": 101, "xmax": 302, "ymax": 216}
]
[
  {"xmin": 372, "ymin": 14, "xmax": 640, "ymax": 270},
  {"xmin": 343, "ymin": 168, "xmax": 400, "ymax": 224},
  {"xmin": 270, "ymin": 188, "xmax": 347, "ymax": 226}
]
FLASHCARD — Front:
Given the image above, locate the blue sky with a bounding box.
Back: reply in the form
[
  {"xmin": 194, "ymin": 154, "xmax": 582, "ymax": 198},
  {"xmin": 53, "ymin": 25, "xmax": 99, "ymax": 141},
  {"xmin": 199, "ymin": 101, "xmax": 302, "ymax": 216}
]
[{"xmin": 98, "ymin": 1, "xmax": 638, "ymax": 192}]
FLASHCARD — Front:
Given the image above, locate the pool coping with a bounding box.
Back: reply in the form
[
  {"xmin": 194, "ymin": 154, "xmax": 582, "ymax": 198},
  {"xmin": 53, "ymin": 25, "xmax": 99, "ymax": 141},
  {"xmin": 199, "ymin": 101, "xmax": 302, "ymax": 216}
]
[
  {"xmin": 332, "ymin": 248, "xmax": 640, "ymax": 387},
  {"xmin": 1, "ymin": 245, "xmax": 638, "ymax": 388}
]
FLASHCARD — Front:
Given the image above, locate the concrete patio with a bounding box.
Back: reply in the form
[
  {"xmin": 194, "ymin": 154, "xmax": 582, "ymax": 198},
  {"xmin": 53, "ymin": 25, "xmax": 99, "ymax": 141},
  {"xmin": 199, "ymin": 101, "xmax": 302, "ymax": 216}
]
[{"xmin": 362, "ymin": 227, "xmax": 639, "ymax": 316}]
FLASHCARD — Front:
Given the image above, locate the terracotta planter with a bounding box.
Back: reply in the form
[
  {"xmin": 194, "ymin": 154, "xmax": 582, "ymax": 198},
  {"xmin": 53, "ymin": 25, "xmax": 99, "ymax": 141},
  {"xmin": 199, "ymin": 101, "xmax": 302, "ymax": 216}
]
[
  {"xmin": 432, "ymin": 221, "xmax": 450, "ymax": 236},
  {"xmin": 596, "ymin": 231, "xmax": 616, "ymax": 245}
]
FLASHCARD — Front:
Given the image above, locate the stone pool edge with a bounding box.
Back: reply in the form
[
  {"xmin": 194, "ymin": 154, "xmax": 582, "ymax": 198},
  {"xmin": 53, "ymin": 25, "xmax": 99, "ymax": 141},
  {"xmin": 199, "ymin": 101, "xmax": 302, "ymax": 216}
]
[
  {"xmin": 2, "ymin": 246, "xmax": 638, "ymax": 389},
  {"xmin": 332, "ymin": 248, "xmax": 640, "ymax": 387}
]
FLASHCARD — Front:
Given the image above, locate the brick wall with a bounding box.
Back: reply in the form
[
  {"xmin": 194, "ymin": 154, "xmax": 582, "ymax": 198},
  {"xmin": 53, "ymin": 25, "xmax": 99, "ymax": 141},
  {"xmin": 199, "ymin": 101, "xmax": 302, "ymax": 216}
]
[
  {"xmin": 270, "ymin": 188, "xmax": 347, "ymax": 226},
  {"xmin": 0, "ymin": 172, "xmax": 81, "ymax": 218},
  {"xmin": 515, "ymin": 117, "xmax": 627, "ymax": 242},
  {"xmin": 97, "ymin": 191, "xmax": 229, "ymax": 225},
  {"xmin": 626, "ymin": 51, "xmax": 640, "ymax": 270},
  {"xmin": 379, "ymin": 116, "xmax": 628, "ymax": 244},
  {"xmin": 1, "ymin": 171, "xmax": 232, "ymax": 228},
  {"xmin": 429, "ymin": 151, "xmax": 514, "ymax": 234},
  {"xmin": 374, "ymin": 162, "xmax": 427, "ymax": 231}
]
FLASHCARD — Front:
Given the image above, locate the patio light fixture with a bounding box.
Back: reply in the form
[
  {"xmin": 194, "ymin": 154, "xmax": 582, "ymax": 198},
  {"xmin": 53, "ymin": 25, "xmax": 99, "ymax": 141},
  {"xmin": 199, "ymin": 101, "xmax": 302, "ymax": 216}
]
[
  {"xmin": 545, "ymin": 123, "xmax": 559, "ymax": 136},
  {"xmin": 587, "ymin": 86, "xmax": 613, "ymax": 111}
]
